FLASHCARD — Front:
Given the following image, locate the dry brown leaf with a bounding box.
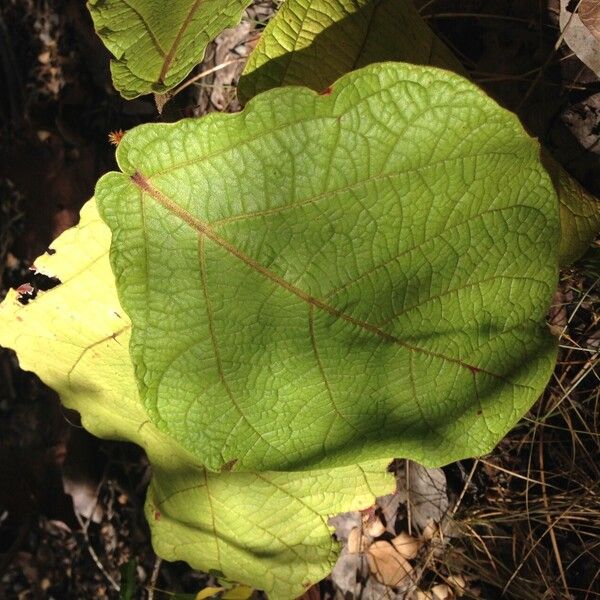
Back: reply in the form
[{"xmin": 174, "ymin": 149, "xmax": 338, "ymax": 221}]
[
  {"xmin": 431, "ymin": 584, "xmax": 453, "ymax": 599},
  {"xmin": 560, "ymin": 0, "xmax": 600, "ymax": 76},
  {"xmin": 580, "ymin": 0, "xmax": 600, "ymax": 42},
  {"xmin": 422, "ymin": 519, "xmax": 438, "ymax": 540},
  {"xmin": 367, "ymin": 540, "xmax": 413, "ymax": 586},
  {"xmin": 210, "ymin": 22, "xmax": 252, "ymax": 111},
  {"xmin": 153, "ymin": 93, "xmax": 170, "ymax": 115},
  {"xmin": 366, "ymin": 517, "xmax": 386, "ymax": 538},
  {"xmin": 347, "ymin": 527, "xmax": 365, "ymax": 554},
  {"xmin": 391, "ymin": 532, "xmax": 421, "ymax": 559},
  {"xmin": 447, "ymin": 575, "xmax": 467, "ymax": 596},
  {"xmin": 399, "ymin": 462, "xmax": 449, "ymax": 531}
]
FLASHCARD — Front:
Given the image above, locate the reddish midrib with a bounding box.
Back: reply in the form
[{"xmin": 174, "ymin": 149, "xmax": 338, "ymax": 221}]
[
  {"xmin": 159, "ymin": 0, "xmax": 203, "ymax": 84},
  {"xmin": 130, "ymin": 170, "xmax": 525, "ymax": 384}
]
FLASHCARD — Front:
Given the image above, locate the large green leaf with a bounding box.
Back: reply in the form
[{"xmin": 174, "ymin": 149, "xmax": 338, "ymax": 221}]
[
  {"xmin": 87, "ymin": 0, "xmax": 252, "ymax": 98},
  {"xmin": 238, "ymin": 0, "xmax": 464, "ymax": 102},
  {"xmin": 96, "ymin": 63, "xmax": 559, "ymax": 473},
  {"xmin": 0, "ymin": 200, "xmax": 393, "ymax": 598}
]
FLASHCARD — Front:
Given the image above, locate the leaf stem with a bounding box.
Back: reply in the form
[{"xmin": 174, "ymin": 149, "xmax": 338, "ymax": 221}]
[{"xmin": 170, "ymin": 58, "xmax": 245, "ymax": 98}]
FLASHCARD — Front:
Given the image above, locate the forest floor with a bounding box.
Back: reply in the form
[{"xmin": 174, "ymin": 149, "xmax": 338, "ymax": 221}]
[{"xmin": 0, "ymin": 0, "xmax": 599, "ymax": 598}]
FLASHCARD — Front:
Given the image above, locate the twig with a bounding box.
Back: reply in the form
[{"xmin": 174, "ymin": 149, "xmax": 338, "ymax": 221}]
[
  {"xmin": 516, "ymin": 0, "xmax": 584, "ymax": 112},
  {"xmin": 147, "ymin": 556, "xmax": 162, "ymax": 600},
  {"xmin": 477, "ymin": 458, "xmax": 560, "ymax": 490},
  {"xmin": 73, "ymin": 472, "xmax": 120, "ymax": 592},
  {"xmin": 170, "ymin": 58, "xmax": 245, "ymax": 98},
  {"xmin": 539, "ymin": 428, "xmax": 570, "ymax": 596},
  {"xmin": 75, "ymin": 511, "xmax": 121, "ymax": 592},
  {"xmin": 502, "ymin": 503, "xmax": 573, "ymax": 594},
  {"xmin": 418, "ymin": 0, "xmax": 438, "ymax": 14},
  {"xmin": 463, "ymin": 522, "xmax": 499, "ymax": 574},
  {"xmin": 450, "ymin": 460, "xmax": 479, "ymax": 518},
  {"xmin": 405, "ymin": 459, "xmax": 412, "ymax": 536}
]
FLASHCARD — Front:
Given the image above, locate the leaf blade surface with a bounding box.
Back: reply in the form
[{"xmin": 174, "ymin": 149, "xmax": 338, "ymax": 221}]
[
  {"xmin": 87, "ymin": 0, "xmax": 252, "ymax": 98},
  {"xmin": 238, "ymin": 0, "xmax": 464, "ymax": 101},
  {"xmin": 96, "ymin": 63, "xmax": 560, "ymax": 472}
]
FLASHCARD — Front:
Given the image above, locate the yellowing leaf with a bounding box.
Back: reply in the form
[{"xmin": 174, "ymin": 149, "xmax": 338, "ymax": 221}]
[
  {"xmin": 0, "ymin": 199, "xmax": 393, "ymax": 598},
  {"xmin": 367, "ymin": 540, "xmax": 413, "ymax": 586},
  {"xmin": 221, "ymin": 584, "xmax": 254, "ymax": 599},
  {"xmin": 195, "ymin": 587, "xmax": 225, "ymax": 600}
]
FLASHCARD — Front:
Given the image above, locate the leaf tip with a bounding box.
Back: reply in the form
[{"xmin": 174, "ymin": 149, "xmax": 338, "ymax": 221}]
[{"xmin": 108, "ymin": 129, "xmax": 125, "ymax": 146}]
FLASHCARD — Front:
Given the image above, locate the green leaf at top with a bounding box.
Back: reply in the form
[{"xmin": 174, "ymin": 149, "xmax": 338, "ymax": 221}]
[
  {"xmin": 87, "ymin": 0, "xmax": 252, "ymax": 99},
  {"xmin": 96, "ymin": 63, "xmax": 559, "ymax": 473},
  {"xmin": 238, "ymin": 0, "xmax": 464, "ymax": 102},
  {"xmin": 0, "ymin": 200, "xmax": 393, "ymax": 598}
]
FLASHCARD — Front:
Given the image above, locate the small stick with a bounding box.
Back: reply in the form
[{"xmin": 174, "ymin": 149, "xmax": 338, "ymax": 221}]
[
  {"xmin": 170, "ymin": 58, "xmax": 245, "ymax": 98},
  {"xmin": 75, "ymin": 511, "xmax": 120, "ymax": 592},
  {"xmin": 154, "ymin": 58, "xmax": 246, "ymax": 113},
  {"xmin": 539, "ymin": 428, "xmax": 570, "ymax": 597},
  {"xmin": 478, "ymin": 458, "xmax": 560, "ymax": 489},
  {"xmin": 147, "ymin": 556, "xmax": 162, "ymax": 600},
  {"xmin": 405, "ymin": 459, "xmax": 412, "ymax": 536},
  {"xmin": 450, "ymin": 460, "xmax": 479, "ymax": 518}
]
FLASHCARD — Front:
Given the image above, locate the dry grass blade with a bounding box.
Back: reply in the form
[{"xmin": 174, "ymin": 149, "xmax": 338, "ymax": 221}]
[{"xmin": 431, "ymin": 255, "xmax": 600, "ymax": 599}]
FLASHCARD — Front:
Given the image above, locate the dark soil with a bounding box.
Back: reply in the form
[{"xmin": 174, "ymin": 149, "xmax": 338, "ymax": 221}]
[{"xmin": 0, "ymin": 1, "xmax": 213, "ymax": 597}]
